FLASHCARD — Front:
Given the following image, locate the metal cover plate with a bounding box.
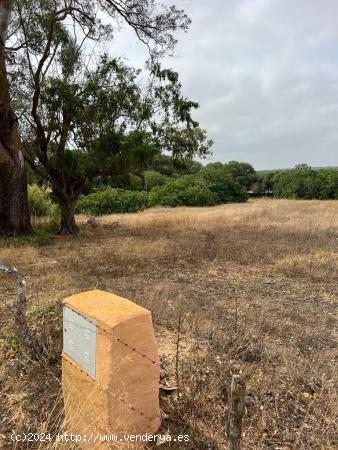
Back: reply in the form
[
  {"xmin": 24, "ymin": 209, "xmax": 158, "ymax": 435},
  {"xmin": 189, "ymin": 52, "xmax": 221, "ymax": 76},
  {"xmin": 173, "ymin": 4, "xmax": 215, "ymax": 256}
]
[{"xmin": 63, "ymin": 306, "xmax": 97, "ymax": 378}]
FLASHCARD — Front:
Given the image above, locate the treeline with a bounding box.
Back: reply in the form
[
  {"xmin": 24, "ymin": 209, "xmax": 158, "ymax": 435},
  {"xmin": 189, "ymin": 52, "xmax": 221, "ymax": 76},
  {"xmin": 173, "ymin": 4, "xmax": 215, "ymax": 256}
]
[
  {"xmin": 256, "ymin": 164, "xmax": 338, "ymax": 200},
  {"xmin": 28, "ymin": 161, "xmax": 338, "ymax": 218},
  {"xmin": 71, "ymin": 159, "xmax": 251, "ymax": 214},
  {"xmin": 28, "ymin": 158, "xmax": 252, "ymax": 217}
]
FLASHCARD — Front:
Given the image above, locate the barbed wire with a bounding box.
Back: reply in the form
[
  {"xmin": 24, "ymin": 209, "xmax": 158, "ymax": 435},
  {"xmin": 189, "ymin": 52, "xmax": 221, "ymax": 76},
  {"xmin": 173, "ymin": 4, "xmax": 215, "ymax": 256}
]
[
  {"xmin": 64, "ymin": 307, "xmax": 160, "ymax": 366},
  {"xmin": 63, "ymin": 356, "xmax": 156, "ymax": 424}
]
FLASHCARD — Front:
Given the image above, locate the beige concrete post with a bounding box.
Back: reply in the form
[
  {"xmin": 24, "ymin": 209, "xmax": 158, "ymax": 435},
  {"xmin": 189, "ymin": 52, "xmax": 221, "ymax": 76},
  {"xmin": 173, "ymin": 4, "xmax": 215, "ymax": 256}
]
[{"xmin": 62, "ymin": 290, "xmax": 161, "ymax": 449}]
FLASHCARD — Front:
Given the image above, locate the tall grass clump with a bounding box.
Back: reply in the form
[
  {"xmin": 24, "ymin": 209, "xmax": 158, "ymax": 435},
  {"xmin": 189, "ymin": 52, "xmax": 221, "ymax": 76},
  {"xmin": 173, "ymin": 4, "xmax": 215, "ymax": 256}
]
[{"xmin": 28, "ymin": 184, "xmax": 54, "ymax": 217}]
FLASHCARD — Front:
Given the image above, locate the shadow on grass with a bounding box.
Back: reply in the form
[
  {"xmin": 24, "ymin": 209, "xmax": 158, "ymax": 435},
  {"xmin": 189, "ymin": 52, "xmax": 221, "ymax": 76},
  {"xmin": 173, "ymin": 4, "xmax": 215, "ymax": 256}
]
[{"xmin": 0, "ymin": 225, "xmax": 55, "ymax": 248}]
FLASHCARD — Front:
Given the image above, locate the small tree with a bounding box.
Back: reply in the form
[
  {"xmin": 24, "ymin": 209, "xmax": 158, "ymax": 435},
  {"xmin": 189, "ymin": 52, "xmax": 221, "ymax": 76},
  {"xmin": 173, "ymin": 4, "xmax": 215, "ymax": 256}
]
[{"xmin": 28, "ymin": 58, "xmax": 211, "ymax": 233}]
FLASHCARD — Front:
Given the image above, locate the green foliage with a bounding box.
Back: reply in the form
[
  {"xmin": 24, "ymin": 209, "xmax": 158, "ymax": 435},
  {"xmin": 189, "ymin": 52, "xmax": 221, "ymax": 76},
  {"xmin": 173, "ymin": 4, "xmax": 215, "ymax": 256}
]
[
  {"xmin": 22, "ymin": 54, "xmax": 211, "ymax": 233},
  {"xmin": 27, "ymin": 301, "xmax": 62, "ymax": 326},
  {"xmin": 316, "ymin": 169, "xmax": 338, "ymax": 199},
  {"xmin": 49, "ymin": 206, "xmax": 62, "ymax": 233},
  {"xmin": 76, "ymin": 188, "xmax": 148, "ymax": 215},
  {"xmin": 203, "ymin": 160, "xmax": 257, "ymax": 192},
  {"xmin": 223, "ymin": 161, "xmax": 257, "ymax": 190},
  {"xmin": 28, "ymin": 184, "xmax": 54, "ymax": 217},
  {"xmin": 2, "ymin": 332, "xmax": 20, "ymax": 353},
  {"xmin": 24, "ymin": 53, "xmax": 212, "ymax": 187},
  {"xmin": 259, "ymin": 171, "xmax": 280, "ymax": 194},
  {"xmin": 200, "ymin": 166, "xmax": 249, "ymax": 203},
  {"xmin": 149, "ymin": 154, "xmax": 176, "ymax": 176},
  {"xmin": 172, "ymin": 158, "xmax": 204, "ymax": 175},
  {"xmin": 273, "ymin": 165, "xmax": 338, "ymax": 199},
  {"xmin": 205, "ymin": 162, "xmax": 224, "ymax": 171},
  {"xmin": 144, "ymin": 170, "xmax": 169, "ymax": 191},
  {"xmin": 148, "ymin": 175, "xmax": 218, "ymax": 207},
  {"xmin": 148, "ymin": 168, "xmax": 248, "ymax": 207},
  {"xmin": 26, "ymin": 165, "xmax": 43, "ymax": 185},
  {"xmin": 129, "ymin": 174, "xmax": 144, "ymax": 191},
  {"xmin": 146, "ymin": 154, "xmax": 203, "ymax": 178}
]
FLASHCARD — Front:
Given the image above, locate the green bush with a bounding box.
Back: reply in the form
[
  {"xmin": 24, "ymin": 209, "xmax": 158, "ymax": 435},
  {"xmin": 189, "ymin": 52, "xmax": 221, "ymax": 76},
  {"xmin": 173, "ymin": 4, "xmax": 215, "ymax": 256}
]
[
  {"xmin": 148, "ymin": 183, "xmax": 181, "ymax": 207},
  {"xmin": 273, "ymin": 165, "xmax": 317, "ymax": 199},
  {"xmin": 149, "ymin": 175, "xmax": 219, "ymax": 207},
  {"xmin": 223, "ymin": 161, "xmax": 257, "ymax": 190},
  {"xmin": 28, "ymin": 184, "xmax": 54, "ymax": 216},
  {"xmin": 76, "ymin": 188, "xmax": 148, "ymax": 215},
  {"xmin": 273, "ymin": 165, "xmax": 338, "ymax": 200},
  {"xmin": 316, "ymin": 169, "xmax": 338, "ymax": 199},
  {"xmin": 200, "ymin": 166, "xmax": 248, "ymax": 202},
  {"xmin": 148, "ymin": 169, "xmax": 248, "ymax": 207},
  {"xmin": 144, "ymin": 170, "xmax": 169, "ymax": 191},
  {"xmin": 179, "ymin": 182, "xmax": 220, "ymax": 206},
  {"xmin": 129, "ymin": 174, "xmax": 144, "ymax": 191}
]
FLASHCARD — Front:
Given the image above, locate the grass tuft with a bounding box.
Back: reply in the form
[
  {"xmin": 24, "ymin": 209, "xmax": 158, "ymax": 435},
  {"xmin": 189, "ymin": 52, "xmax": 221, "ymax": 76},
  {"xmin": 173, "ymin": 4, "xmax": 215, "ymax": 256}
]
[{"xmin": 0, "ymin": 226, "xmax": 54, "ymax": 248}]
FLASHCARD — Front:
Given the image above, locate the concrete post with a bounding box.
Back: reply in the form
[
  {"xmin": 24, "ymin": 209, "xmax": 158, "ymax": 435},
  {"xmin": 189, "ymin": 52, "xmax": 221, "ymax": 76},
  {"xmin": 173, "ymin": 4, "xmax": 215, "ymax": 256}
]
[{"xmin": 62, "ymin": 290, "xmax": 161, "ymax": 449}]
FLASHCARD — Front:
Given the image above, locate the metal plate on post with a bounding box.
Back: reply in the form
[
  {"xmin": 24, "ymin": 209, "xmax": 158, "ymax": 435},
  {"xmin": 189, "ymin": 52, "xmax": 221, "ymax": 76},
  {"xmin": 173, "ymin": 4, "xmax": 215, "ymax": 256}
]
[{"xmin": 63, "ymin": 306, "xmax": 97, "ymax": 378}]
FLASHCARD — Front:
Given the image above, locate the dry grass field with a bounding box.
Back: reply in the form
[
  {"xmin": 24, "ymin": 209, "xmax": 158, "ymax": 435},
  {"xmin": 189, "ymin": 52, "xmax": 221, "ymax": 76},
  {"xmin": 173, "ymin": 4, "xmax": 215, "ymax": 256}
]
[{"xmin": 0, "ymin": 199, "xmax": 337, "ymax": 449}]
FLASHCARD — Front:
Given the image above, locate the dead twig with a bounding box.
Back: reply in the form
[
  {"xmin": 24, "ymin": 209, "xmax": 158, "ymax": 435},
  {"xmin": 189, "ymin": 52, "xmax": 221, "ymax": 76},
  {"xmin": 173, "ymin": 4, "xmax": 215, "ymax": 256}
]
[
  {"xmin": 175, "ymin": 310, "xmax": 183, "ymax": 388},
  {"xmin": 227, "ymin": 373, "xmax": 246, "ymax": 450},
  {"xmin": 0, "ymin": 259, "xmax": 45, "ymax": 360}
]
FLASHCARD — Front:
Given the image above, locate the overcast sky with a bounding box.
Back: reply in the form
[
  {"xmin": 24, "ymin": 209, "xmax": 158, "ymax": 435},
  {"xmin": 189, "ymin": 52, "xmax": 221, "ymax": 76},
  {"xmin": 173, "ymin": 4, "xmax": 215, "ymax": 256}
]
[{"xmin": 109, "ymin": 0, "xmax": 338, "ymax": 170}]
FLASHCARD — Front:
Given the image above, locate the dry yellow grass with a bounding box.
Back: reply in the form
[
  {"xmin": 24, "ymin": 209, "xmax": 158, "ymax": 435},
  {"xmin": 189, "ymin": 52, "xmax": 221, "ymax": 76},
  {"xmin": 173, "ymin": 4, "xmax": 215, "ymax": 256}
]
[{"xmin": 0, "ymin": 199, "xmax": 337, "ymax": 449}]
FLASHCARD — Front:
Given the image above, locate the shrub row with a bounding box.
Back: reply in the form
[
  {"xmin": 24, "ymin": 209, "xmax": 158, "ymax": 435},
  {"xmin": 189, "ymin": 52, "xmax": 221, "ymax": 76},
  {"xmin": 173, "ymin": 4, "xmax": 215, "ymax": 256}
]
[
  {"xmin": 148, "ymin": 171, "xmax": 247, "ymax": 207},
  {"xmin": 75, "ymin": 188, "xmax": 148, "ymax": 215},
  {"xmin": 148, "ymin": 176, "xmax": 218, "ymax": 207},
  {"xmin": 75, "ymin": 169, "xmax": 248, "ymax": 215},
  {"xmin": 273, "ymin": 166, "xmax": 338, "ymax": 200}
]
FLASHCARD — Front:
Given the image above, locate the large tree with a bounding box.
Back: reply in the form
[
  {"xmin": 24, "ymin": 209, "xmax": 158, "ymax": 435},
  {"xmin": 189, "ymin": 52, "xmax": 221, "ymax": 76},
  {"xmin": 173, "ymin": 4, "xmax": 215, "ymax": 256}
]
[
  {"xmin": 7, "ymin": 0, "xmax": 210, "ymax": 234},
  {"xmin": 0, "ymin": 0, "xmax": 31, "ymax": 235}
]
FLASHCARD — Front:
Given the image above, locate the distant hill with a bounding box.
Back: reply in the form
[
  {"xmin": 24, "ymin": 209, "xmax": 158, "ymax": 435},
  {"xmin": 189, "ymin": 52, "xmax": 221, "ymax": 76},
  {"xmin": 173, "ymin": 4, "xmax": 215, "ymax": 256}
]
[{"xmin": 257, "ymin": 166, "xmax": 338, "ymax": 175}]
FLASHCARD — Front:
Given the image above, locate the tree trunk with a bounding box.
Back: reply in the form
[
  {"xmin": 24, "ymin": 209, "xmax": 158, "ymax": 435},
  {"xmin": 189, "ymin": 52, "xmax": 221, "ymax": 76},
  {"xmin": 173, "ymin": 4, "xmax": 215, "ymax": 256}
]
[
  {"xmin": 58, "ymin": 197, "xmax": 79, "ymax": 235},
  {"xmin": 0, "ymin": 153, "xmax": 31, "ymax": 235},
  {"xmin": 0, "ymin": 0, "xmax": 32, "ymax": 235}
]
